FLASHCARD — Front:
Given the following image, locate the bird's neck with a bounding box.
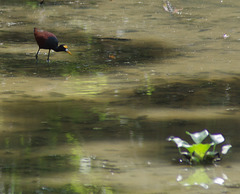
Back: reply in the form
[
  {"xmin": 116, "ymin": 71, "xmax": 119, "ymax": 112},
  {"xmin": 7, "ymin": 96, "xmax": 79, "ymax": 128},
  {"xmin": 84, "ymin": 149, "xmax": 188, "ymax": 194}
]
[{"xmin": 53, "ymin": 46, "xmax": 62, "ymax": 52}]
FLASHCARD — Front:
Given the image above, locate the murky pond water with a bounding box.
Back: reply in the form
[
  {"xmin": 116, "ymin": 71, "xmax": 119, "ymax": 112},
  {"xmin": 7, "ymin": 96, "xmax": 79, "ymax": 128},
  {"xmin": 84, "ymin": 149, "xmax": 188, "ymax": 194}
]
[{"xmin": 1, "ymin": 0, "xmax": 240, "ymax": 193}]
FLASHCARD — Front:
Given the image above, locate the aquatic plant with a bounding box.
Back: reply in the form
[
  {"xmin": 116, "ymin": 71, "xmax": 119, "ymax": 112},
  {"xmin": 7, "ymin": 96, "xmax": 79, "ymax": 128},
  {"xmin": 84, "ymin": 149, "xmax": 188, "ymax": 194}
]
[{"xmin": 168, "ymin": 129, "xmax": 232, "ymax": 165}]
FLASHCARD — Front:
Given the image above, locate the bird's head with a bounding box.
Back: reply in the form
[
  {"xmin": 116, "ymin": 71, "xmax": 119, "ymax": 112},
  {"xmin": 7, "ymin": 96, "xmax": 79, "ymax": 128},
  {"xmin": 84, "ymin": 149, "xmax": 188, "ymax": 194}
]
[{"xmin": 59, "ymin": 45, "xmax": 72, "ymax": 55}]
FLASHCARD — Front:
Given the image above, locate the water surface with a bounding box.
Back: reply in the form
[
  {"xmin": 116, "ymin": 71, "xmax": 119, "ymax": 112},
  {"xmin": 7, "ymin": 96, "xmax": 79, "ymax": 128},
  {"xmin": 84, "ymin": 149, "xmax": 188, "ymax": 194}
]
[{"xmin": 1, "ymin": 0, "xmax": 240, "ymax": 193}]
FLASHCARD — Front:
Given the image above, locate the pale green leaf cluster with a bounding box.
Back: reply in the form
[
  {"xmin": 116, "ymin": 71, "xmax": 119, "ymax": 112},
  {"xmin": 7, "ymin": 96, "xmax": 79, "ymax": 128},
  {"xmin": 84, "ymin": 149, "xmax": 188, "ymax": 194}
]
[{"xmin": 168, "ymin": 129, "xmax": 232, "ymax": 164}]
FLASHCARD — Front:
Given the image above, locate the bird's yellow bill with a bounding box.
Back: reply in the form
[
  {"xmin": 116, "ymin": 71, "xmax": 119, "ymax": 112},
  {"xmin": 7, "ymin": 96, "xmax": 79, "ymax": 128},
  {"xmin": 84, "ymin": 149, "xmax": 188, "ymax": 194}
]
[
  {"xmin": 66, "ymin": 50, "xmax": 72, "ymax": 55},
  {"xmin": 64, "ymin": 45, "xmax": 72, "ymax": 55}
]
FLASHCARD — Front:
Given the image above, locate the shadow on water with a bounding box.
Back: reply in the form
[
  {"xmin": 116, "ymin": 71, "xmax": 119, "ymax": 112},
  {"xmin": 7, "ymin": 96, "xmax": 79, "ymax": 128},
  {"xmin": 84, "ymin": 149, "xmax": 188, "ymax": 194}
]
[
  {"xmin": 0, "ymin": 0, "xmax": 98, "ymax": 6},
  {"xmin": 1, "ymin": 32, "xmax": 181, "ymax": 77},
  {"xmin": 0, "ymin": 100, "xmax": 119, "ymax": 193},
  {"xmin": 85, "ymin": 37, "xmax": 180, "ymax": 65},
  {"xmin": 133, "ymin": 78, "xmax": 240, "ymax": 108}
]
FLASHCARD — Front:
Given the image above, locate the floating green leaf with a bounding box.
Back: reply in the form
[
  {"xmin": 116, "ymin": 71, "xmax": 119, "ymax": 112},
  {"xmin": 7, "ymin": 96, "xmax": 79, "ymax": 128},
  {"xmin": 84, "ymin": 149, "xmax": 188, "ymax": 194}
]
[{"xmin": 186, "ymin": 143, "xmax": 212, "ymax": 160}]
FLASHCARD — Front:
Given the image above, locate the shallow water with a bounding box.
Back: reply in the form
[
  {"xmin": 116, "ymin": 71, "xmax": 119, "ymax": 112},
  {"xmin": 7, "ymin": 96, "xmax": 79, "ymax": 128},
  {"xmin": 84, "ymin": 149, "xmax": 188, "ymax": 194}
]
[{"xmin": 1, "ymin": 0, "xmax": 240, "ymax": 193}]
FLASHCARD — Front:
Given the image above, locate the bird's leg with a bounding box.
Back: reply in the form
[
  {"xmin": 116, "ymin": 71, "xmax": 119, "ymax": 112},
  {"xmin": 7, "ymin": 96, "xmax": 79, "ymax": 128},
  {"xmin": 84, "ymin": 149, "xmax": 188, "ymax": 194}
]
[
  {"xmin": 47, "ymin": 49, "xmax": 51, "ymax": 63},
  {"xmin": 35, "ymin": 48, "xmax": 40, "ymax": 62}
]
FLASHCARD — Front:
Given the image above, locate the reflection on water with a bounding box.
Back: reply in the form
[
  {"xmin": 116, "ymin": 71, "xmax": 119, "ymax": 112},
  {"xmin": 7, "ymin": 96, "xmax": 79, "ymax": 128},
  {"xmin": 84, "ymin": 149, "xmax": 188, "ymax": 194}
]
[
  {"xmin": 177, "ymin": 167, "xmax": 230, "ymax": 189},
  {"xmin": 1, "ymin": 0, "xmax": 240, "ymax": 193},
  {"xmin": 0, "ymin": 100, "xmax": 239, "ymax": 193}
]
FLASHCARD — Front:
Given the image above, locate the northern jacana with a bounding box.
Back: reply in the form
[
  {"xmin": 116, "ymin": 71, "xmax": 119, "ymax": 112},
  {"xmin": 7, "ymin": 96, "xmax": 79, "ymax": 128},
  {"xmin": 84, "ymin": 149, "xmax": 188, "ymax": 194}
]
[
  {"xmin": 34, "ymin": 27, "xmax": 72, "ymax": 62},
  {"xmin": 39, "ymin": 0, "xmax": 44, "ymax": 5}
]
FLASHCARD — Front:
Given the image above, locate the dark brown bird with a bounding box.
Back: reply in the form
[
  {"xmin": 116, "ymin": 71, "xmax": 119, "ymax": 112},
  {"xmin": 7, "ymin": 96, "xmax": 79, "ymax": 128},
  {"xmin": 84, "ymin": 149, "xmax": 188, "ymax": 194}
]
[
  {"xmin": 39, "ymin": 0, "xmax": 44, "ymax": 5},
  {"xmin": 34, "ymin": 27, "xmax": 72, "ymax": 62}
]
